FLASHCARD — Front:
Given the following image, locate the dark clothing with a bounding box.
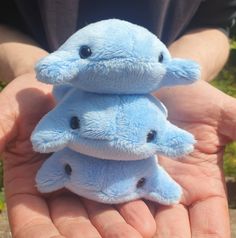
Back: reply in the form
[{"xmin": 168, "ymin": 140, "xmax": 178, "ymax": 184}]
[{"xmin": 0, "ymin": 0, "xmax": 236, "ymax": 51}]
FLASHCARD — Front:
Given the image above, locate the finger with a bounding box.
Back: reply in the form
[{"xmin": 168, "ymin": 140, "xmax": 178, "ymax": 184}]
[
  {"xmin": 116, "ymin": 200, "xmax": 156, "ymax": 238},
  {"xmin": 157, "ymin": 156, "xmax": 223, "ymax": 205},
  {"xmin": 7, "ymin": 194, "xmax": 62, "ymax": 238},
  {"xmin": 0, "ymin": 93, "xmax": 16, "ymax": 153},
  {"xmin": 189, "ymin": 196, "xmax": 230, "ymax": 238},
  {"xmin": 49, "ymin": 193, "xmax": 101, "ymax": 238},
  {"xmin": 154, "ymin": 204, "xmax": 191, "ymax": 238},
  {"xmin": 145, "ymin": 200, "xmax": 157, "ymax": 217},
  {"xmin": 0, "ymin": 77, "xmax": 54, "ymax": 154},
  {"xmin": 83, "ymin": 199, "xmax": 143, "ymax": 238}
]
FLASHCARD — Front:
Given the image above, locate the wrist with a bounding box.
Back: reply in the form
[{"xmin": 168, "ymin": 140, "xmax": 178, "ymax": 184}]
[
  {"xmin": 168, "ymin": 28, "xmax": 230, "ymax": 82},
  {"xmin": 0, "ymin": 72, "xmax": 54, "ymax": 104},
  {"xmin": 0, "ymin": 25, "xmax": 48, "ymax": 83},
  {"xmin": 0, "ymin": 45, "xmax": 48, "ymax": 83}
]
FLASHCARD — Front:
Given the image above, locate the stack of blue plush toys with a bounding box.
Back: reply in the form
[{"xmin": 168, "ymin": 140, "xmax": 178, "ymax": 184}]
[{"xmin": 31, "ymin": 19, "xmax": 200, "ymax": 205}]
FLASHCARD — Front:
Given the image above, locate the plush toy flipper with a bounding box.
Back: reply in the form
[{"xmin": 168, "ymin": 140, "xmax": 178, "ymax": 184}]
[
  {"xmin": 143, "ymin": 164, "xmax": 182, "ymax": 204},
  {"xmin": 36, "ymin": 152, "xmax": 67, "ymax": 193},
  {"xmin": 152, "ymin": 98, "xmax": 168, "ymax": 117},
  {"xmin": 31, "ymin": 110, "xmax": 72, "ymax": 153},
  {"xmin": 155, "ymin": 122, "xmax": 196, "ymax": 158},
  {"xmin": 161, "ymin": 58, "xmax": 200, "ymax": 88},
  {"xmin": 36, "ymin": 148, "xmax": 182, "ymax": 204}
]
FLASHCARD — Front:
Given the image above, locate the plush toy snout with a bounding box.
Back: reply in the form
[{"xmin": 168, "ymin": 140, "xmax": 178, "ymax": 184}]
[{"xmin": 36, "ymin": 51, "xmax": 80, "ymax": 85}]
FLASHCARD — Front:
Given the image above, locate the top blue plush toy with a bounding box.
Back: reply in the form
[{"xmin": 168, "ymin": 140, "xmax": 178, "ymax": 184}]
[{"xmin": 35, "ymin": 19, "xmax": 200, "ymax": 94}]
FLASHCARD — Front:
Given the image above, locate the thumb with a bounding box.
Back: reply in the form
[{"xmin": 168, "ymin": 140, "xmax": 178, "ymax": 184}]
[
  {"xmin": 219, "ymin": 95, "xmax": 236, "ymax": 141},
  {"xmin": 0, "ymin": 93, "xmax": 17, "ymax": 154}
]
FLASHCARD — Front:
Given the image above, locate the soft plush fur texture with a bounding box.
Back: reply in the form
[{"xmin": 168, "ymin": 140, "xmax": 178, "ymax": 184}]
[
  {"xmin": 31, "ymin": 88, "xmax": 195, "ymax": 160},
  {"xmin": 35, "ymin": 19, "xmax": 200, "ymax": 94},
  {"xmin": 33, "ymin": 19, "xmax": 200, "ymax": 204},
  {"xmin": 36, "ymin": 148, "xmax": 182, "ymax": 205}
]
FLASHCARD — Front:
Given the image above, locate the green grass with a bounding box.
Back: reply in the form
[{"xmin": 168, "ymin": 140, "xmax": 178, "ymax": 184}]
[
  {"xmin": 211, "ymin": 48, "xmax": 236, "ymax": 178},
  {"xmin": 224, "ymin": 142, "xmax": 236, "ymax": 177},
  {"xmin": 0, "ymin": 189, "xmax": 5, "ymax": 212},
  {"xmin": 212, "ymin": 68, "xmax": 236, "ymax": 97},
  {"xmin": 0, "ymin": 81, "xmax": 6, "ymax": 91},
  {"xmin": 0, "ymin": 160, "xmax": 3, "ymax": 188}
]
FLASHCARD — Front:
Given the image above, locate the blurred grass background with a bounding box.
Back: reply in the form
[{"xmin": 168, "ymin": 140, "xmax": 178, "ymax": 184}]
[
  {"xmin": 0, "ymin": 42, "xmax": 236, "ymax": 212},
  {"xmin": 0, "ymin": 81, "xmax": 5, "ymax": 210},
  {"xmin": 211, "ymin": 39, "xmax": 236, "ymax": 179}
]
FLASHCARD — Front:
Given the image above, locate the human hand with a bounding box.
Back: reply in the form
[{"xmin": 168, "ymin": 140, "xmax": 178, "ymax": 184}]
[
  {"xmin": 153, "ymin": 80, "xmax": 234, "ymax": 238},
  {"xmin": 0, "ymin": 73, "xmax": 156, "ymax": 238}
]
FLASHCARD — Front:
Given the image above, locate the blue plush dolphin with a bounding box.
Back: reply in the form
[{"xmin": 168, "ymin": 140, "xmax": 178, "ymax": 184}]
[
  {"xmin": 35, "ymin": 19, "xmax": 200, "ymax": 94},
  {"xmin": 36, "ymin": 148, "xmax": 182, "ymax": 205},
  {"xmin": 31, "ymin": 88, "xmax": 195, "ymax": 160}
]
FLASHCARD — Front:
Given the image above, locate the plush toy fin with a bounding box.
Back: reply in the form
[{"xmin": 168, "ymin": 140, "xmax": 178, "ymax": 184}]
[
  {"xmin": 142, "ymin": 164, "xmax": 182, "ymax": 204},
  {"xmin": 36, "ymin": 154, "xmax": 68, "ymax": 193},
  {"xmin": 161, "ymin": 58, "xmax": 201, "ymax": 87},
  {"xmin": 155, "ymin": 122, "xmax": 196, "ymax": 158},
  {"xmin": 152, "ymin": 99, "xmax": 168, "ymax": 117},
  {"xmin": 31, "ymin": 111, "xmax": 72, "ymax": 153}
]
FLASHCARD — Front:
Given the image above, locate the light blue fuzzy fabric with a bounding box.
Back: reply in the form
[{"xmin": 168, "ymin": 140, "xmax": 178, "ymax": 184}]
[
  {"xmin": 35, "ymin": 19, "xmax": 200, "ymax": 94},
  {"xmin": 36, "ymin": 148, "xmax": 182, "ymax": 205},
  {"xmin": 32, "ymin": 19, "xmax": 200, "ymax": 204},
  {"xmin": 31, "ymin": 88, "xmax": 195, "ymax": 160}
]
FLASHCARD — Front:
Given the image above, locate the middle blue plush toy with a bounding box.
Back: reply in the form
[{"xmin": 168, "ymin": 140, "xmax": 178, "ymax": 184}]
[{"xmin": 31, "ymin": 19, "xmax": 200, "ymax": 205}]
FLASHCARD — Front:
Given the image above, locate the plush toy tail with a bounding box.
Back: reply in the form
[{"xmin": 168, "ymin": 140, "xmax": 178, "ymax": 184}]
[{"xmin": 143, "ymin": 164, "xmax": 182, "ymax": 205}]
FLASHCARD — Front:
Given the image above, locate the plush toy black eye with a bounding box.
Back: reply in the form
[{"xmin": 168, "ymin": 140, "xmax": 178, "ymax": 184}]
[
  {"xmin": 79, "ymin": 45, "xmax": 92, "ymax": 59},
  {"xmin": 70, "ymin": 116, "xmax": 80, "ymax": 129},
  {"xmin": 64, "ymin": 164, "xmax": 72, "ymax": 176},
  {"xmin": 136, "ymin": 177, "xmax": 146, "ymax": 188},
  {"xmin": 158, "ymin": 52, "xmax": 164, "ymax": 63},
  {"xmin": 146, "ymin": 130, "xmax": 157, "ymax": 143}
]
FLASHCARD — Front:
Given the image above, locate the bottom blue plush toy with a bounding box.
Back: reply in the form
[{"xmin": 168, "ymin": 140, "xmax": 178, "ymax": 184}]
[{"xmin": 36, "ymin": 148, "xmax": 182, "ymax": 205}]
